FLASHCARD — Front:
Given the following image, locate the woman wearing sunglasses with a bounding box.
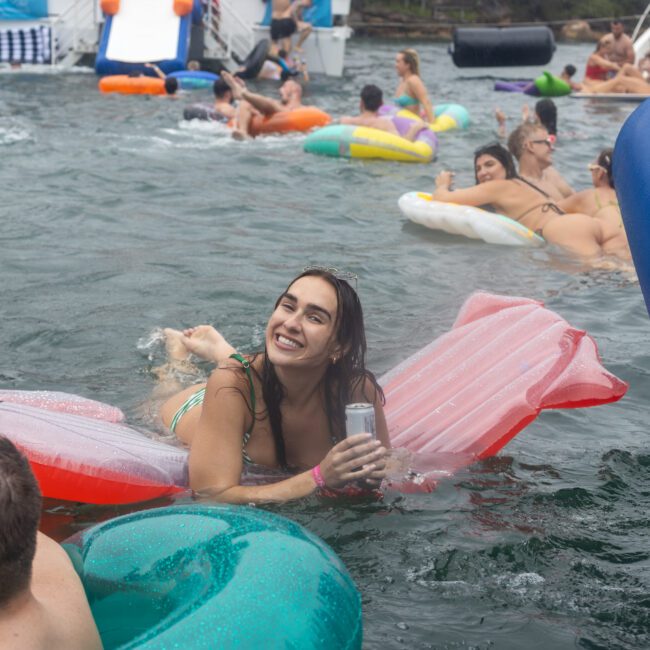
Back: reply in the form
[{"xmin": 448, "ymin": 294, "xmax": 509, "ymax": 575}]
[
  {"xmin": 432, "ymin": 142, "xmax": 626, "ymax": 263},
  {"xmin": 155, "ymin": 267, "xmax": 389, "ymax": 503},
  {"xmin": 557, "ymin": 149, "xmax": 630, "ymax": 260}
]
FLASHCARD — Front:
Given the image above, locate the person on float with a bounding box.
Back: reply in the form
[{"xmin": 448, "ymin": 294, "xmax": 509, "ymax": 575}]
[
  {"xmin": 156, "ymin": 268, "xmax": 389, "ymax": 503},
  {"xmin": 0, "ymin": 437, "xmax": 103, "ymax": 650},
  {"xmin": 340, "ymin": 84, "xmax": 428, "ymax": 140},
  {"xmin": 432, "ymin": 143, "xmax": 627, "ymax": 262},
  {"xmin": 507, "ymin": 122, "xmax": 573, "ymax": 200},
  {"xmin": 221, "ymin": 70, "xmax": 307, "ymax": 139}
]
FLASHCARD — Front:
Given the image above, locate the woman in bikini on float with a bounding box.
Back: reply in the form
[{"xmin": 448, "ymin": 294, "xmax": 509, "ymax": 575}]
[
  {"xmin": 432, "ymin": 142, "xmax": 628, "ymax": 262},
  {"xmin": 558, "ymin": 148, "xmax": 630, "ymax": 260},
  {"xmin": 394, "ymin": 48, "xmax": 435, "ymax": 123},
  {"xmin": 156, "ymin": 268, "xmax": 389, "ymax": 504}
]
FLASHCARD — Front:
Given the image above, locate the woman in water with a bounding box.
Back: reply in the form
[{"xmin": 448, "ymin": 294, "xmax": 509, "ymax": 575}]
[
  {"xmin": 394, "ymin": 48, "xmax": 434, "ymax": 123},
  {"xmin": 157, "ymin": 268, "xmax": 389, "ymax": 503},
  {"xmin": 432, "ymin": 143, "xmax": 623, "ymax": 261},
  {"xmin": 558, "ymin": 148, "xmax": 630, "ymax": 260}
]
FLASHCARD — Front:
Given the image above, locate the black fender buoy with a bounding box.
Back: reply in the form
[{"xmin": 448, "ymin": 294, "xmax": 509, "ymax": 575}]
[
  {"xmin": 235, "ymin": 39, "xmax": 271, "ymax": 80},
  {"xmin": 182, "ymin": 103, "xmax": 228, "ymax": 122},
  {"xmin": 450, "ymin": 27, "xmax": 555, "ymax": 67}
]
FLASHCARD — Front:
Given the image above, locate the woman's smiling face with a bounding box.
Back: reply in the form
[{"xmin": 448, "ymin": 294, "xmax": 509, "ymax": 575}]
[{"xmin": 266, "ymin": 275, "xmax": 340, "ymax": 368}]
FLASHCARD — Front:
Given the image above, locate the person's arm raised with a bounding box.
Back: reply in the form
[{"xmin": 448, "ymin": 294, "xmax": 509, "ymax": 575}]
[{"xmin": 432, "ymin": 171, "xmax": 504, "ymax": 208}]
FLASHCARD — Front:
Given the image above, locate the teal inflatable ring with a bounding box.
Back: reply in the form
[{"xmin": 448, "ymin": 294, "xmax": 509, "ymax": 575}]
[{"xmin": 64, "ymin": 505, "xmax": 362, "ymax": 649}]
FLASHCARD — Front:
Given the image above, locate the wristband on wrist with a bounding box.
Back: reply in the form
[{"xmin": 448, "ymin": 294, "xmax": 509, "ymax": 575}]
[{"xmin": 311, "ymin": 464, "xmax": 326, "ymax": 488}]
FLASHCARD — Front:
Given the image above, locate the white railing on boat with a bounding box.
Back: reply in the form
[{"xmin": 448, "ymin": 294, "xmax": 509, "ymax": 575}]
[
  {"xmin": 50, "ymin": 0, "xmax": 99, "ymax": 67},
  {"xmin": 203, "ymin": 0, "xmax": 255, "ymax": 68}
]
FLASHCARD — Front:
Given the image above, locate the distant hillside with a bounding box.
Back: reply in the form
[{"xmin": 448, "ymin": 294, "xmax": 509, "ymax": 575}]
[{"xmin": 349, "ymin": 0, "xmax": 649, "ymax": 38}]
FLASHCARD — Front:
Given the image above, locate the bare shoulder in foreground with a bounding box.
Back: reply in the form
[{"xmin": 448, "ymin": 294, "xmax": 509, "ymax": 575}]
[{"xmin": 0, "ymin": 437, "xmax": 102, "ymax": 650}]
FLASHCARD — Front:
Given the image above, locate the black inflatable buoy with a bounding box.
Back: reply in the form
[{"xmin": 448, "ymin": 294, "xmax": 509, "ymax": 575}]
[
  {"xmin": 183, "ymin": 103, "xmax": 228, "ymax": 122},
  {"xmin": 235, "ymin": 39, "xmax": 271, "ymax": 79},
  {"xmin": 450, "ymin": 27, "xmax": 555, "ymax": 67}
]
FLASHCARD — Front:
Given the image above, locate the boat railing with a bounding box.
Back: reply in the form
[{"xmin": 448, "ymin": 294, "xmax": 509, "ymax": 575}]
[
  {"xmin": 632, "ymin": 1, "xmax": 650, "ymax": 41},
  {"xmin": 50, "ymin": 0, "xmax": 100, "ymax": 67},
  {"xmin": 204, "ymin": 0, "xmax": 255, "ymax": 65}
]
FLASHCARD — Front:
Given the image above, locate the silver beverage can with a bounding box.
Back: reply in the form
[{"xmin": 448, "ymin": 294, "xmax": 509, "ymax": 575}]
[{"xmin": 345, "ymin": 403, "xmax": 376, "ymax": 438}]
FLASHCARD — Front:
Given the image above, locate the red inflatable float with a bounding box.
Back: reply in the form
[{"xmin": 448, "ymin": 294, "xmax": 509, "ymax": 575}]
[{"xmin": 0, "ymin": 293, "xmax": 627, "ymax": 504}]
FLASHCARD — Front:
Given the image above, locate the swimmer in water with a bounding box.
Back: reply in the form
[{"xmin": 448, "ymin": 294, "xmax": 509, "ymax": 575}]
[
  {"xmin": 156, "ymin": 268, "xmax": 390, "ymax": 504},
  {"xmin": 558, "ymin": 148, "xmax": 630, "ymax": 260},
  {"xmin": 394, "ymin": 48, "xmax": 434, "ymax": 123}
]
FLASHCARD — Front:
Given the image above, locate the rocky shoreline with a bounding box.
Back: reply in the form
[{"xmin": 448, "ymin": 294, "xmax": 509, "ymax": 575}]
[{"xmin": 347, "ymin": 6, "xmax": 630, "ymax": 43}]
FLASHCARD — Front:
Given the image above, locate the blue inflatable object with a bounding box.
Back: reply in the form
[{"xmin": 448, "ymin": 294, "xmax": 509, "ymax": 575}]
[
  {"xmin": 434, "ymin": 103, "xmax": 471, "ymax": 129},
  {"xmin": 0, "ymin": 0, "xmax": 47, "ymax": 20},
  {"xmin": 613, "ymin": 98, "xmax": 650, "ymax": 316},
  {"xmin": 168, "ymin": 70, "xmax": 219, "ymax": 90},
  {"xmin": 64, "ymin": 505, "xmax": 362, "ymax": 650},
  {"xmin": 262, "ymin": 0, "xmax": 332, "ymax": 28}
]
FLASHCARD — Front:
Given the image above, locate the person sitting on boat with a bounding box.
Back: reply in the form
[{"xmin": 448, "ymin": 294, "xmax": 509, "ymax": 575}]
[
  {"xmin": 394, "ymin": 48, "xmax": 434, "ymax": 123},
  {"xmin": 156, "ymin": 267, "xmax": 389, "ymax": 504},
  {"xmin": 212, "ymin": 78, "xmax": 236, "ymax": 121},
  {"xmin": 432, "ymin": 143, "xmax": 624, "ymax": 262},
  {"xmin": 507, "ymin": 122, "xmax": 573, "ymax": 200},
  {"xmin": 558, "ymin": 148, "xmax": 630, "ymax": 260},
  {"xmin": 340, "ymin": 84, "xmax": 428, "ymax": 141},
  {"xmin": 221, "ymin": 70, "xmax": 306, "ymax": 140},
  {"xmin": 0, "ymin": 437, "xmax": 103, "ymax": 650},
  {"xmin": 580, "ymin": 65, "xmax": 650, "ymax": 95},
  {"xmin": 607, "ymin": 20, "xmax": 635, "ymax": 66},
  {"xmin": 582, "ymin": 37, "xmax": 621, "ymax": 85}
]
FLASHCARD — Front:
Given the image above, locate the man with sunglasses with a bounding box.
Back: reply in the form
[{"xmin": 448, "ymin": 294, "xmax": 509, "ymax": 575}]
[{"xmin": 507, "ymin": 122, "xmax": 573, "ymax": 201}]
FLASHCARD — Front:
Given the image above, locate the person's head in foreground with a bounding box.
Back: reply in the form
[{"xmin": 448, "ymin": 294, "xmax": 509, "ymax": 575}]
[
  {"xmin": 0, "ymin": 436, "xmax": 41, "ymax": 607},
  {"xmin": 507, "ymin": 122, "xmax": 554, "ymax": 168},
  {"xmin": 474, "ymin": 142, "xmax": 518, "ymax": 183},
  {"xmin": 360, "ymin": 84, "xmax": 383, "ymax": 113},
  {"xmin": 589, "ymin": 148, "xmax": 614, "ymax": 189}
]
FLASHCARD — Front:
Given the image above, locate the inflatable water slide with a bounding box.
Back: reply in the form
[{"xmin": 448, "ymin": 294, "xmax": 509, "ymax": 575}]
[{"xmin": 95, "ymin": 0, "xmax": 201, "ymax": 76}]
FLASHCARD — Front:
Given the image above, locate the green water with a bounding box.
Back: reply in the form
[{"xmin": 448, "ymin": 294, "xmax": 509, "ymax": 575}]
[{"xmin": 1, "ymin": 40, "xmax": 648, "ymax": 648}]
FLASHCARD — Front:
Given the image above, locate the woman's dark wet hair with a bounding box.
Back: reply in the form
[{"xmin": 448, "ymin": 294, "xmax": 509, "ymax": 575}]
[
  {"xmin": 255, "ymin": 269, "xmax": 384, "ymax": 469},
  {"xmin": 473, "ymin": 143, "xmax": 518, "ymax": 183},
  {"xmin": 535, "ymin": 98, "xmax": 557, "ymax": 136},
  {"xmin": 597, "ymin": 147, "xmax": 614, "ymax": 189}
]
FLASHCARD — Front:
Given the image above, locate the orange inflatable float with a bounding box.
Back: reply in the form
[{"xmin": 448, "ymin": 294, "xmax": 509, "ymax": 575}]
[
  {"xmin": 249, "ymin": 107, "xmax": 331, "ymax": 136},
  {"xmin": 99, "ymin": 75, "xmax": 168, "ymax": 95}
]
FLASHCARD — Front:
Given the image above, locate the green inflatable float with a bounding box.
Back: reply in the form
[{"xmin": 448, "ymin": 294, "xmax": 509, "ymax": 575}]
[
  {"xmin": 64, "ymin": 505, "xmax": 362, "ymax": 649},
  {"xmin": 533, "ymin": 71, "xmax": 571, "ymax": 97}
]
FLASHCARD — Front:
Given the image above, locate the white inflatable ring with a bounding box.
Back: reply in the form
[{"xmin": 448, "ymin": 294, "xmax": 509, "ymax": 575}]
[{"xmin": 398, "ymin": 192, "xmax": 545, "ymax": 247}]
